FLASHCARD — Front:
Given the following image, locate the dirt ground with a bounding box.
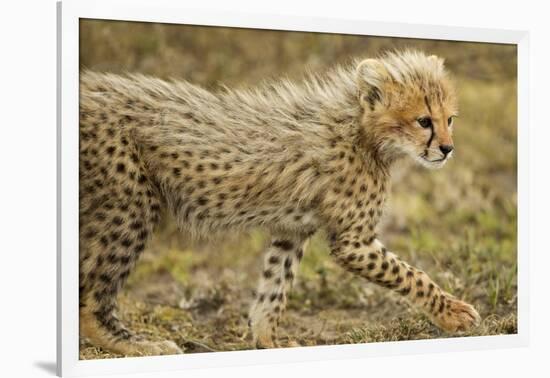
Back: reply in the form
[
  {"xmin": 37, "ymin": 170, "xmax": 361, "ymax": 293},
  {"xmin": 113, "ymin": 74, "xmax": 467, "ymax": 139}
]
[{"xmin": 79, "ymin": 20, "xmax": 517, "ymax": 359}]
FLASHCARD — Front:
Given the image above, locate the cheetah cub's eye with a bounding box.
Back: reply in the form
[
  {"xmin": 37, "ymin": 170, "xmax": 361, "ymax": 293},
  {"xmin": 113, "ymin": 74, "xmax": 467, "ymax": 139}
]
[
  {"xmin": 447, "ymin": 116, "xmax": 455, "ymax": 127},
  {"xmin": 417, "ymin": 117, "xmax": 432, "ymax": 129}
]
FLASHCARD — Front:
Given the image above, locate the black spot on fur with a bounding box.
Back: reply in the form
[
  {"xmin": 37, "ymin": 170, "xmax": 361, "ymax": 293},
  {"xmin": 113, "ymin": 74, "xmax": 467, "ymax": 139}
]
[
  {"xmin": 284, "ymin": 257, "xmax": 292, "ymax": 270},
  {"xmin": 121, "ymin": 238, "xmax": 132, "ymax": 247},
  {"xmin": 112, "ymin": 216, "xmax": 124, "ymax": 226},
  {"xmin": 273, "ymin": 240, "xmax": 294, "ymax": 251},
  {"xmin": 129, "ymin": 221, "xmax": 142, "ymax": 230}
]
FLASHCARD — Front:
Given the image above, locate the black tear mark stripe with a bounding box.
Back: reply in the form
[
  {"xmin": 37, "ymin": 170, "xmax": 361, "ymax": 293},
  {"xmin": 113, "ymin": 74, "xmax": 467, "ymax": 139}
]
[
  {"xmin": 426, "ymin": 123, "xmax": 435, "ymax": 149},
  {"xmin": 424, "ymin": 96, "xmax": 435, "ymax": 149}
]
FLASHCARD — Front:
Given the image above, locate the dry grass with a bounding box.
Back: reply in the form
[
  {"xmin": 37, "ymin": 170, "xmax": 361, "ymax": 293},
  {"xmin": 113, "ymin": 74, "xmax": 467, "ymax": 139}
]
[{"xmin": 78, "ymin": 19, "xmax": 517, "ymax": 359}]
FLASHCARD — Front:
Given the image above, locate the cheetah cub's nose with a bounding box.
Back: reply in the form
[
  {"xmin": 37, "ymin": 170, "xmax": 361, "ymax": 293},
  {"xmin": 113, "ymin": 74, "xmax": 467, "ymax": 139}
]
[{"xmin": 439, "ymin": 145, "xmax": 454, "ymax": 156}]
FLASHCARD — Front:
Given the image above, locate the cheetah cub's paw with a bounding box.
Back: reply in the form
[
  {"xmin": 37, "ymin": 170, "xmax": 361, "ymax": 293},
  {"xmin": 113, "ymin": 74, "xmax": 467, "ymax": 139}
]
[
  {"xmin": 432, "ymin": 296, "xmax": 481, "ymax": 333},
  {"xmin": 127, "ymin": 340, "xmax": 183, "ymax": 356},
  {"xmin": 255, "ymin": 335, "xmax": 277, "ymax": 349}
]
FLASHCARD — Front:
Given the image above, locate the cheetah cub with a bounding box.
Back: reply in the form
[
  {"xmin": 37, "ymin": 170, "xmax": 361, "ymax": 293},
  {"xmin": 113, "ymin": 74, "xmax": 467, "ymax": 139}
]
[{"xmin": 79, "ymin": 50, "xmax": 480, "ymax": 356}]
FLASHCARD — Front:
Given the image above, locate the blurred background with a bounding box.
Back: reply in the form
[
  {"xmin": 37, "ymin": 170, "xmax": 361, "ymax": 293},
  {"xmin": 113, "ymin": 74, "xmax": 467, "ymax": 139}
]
[{"xmin": 79, "ymin": 19, "xmax": 517, "ymax": 359}]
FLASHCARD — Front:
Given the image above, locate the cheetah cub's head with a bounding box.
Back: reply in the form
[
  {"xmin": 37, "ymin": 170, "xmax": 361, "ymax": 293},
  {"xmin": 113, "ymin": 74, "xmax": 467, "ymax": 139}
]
[{"xmin": 356, "ymin": 50, "xmax": 458, "ymax": 169}]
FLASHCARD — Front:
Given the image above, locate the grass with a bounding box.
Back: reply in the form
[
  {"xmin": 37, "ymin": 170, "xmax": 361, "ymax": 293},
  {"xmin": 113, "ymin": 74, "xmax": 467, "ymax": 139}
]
[{"xmin": 79, "ymin": 20, "xmax": 517, "ymax": 359}]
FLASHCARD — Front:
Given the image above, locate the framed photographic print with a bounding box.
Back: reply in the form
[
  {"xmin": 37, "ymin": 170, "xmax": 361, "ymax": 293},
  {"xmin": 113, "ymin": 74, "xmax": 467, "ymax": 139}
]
[{"xmin": 57, "ymin": 0, "xmax": 529, "ymax": 376}]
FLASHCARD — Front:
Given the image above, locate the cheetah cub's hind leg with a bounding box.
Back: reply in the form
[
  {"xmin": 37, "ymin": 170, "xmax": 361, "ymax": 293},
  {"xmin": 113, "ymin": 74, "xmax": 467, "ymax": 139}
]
[
  {"xmin": 79, "ymin": 187, "xmax": 183, "ymax": 356},
  {"xmin": 249, "ymin": 234, "xmax": 308, "ymax": 349}
]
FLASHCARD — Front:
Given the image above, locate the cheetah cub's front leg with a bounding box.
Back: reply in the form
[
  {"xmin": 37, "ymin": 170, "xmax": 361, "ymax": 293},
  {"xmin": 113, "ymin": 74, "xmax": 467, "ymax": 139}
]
[
  {"xmin": 331, "ymin": 236, "xmax": 480, "ymax": 333},
  {"xmin": 249, "ymin": 234, "xmax": 308, "ymax": 348}
]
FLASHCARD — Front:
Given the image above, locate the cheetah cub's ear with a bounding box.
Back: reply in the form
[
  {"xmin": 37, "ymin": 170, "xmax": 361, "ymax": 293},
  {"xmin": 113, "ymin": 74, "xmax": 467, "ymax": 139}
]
[{"xmin": 356, "ymin": 59, "xmax": 390, "ymax": 110}]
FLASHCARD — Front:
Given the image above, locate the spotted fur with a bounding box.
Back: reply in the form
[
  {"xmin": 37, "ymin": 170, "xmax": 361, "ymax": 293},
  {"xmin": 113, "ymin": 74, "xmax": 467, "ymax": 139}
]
[{"xmin": 79, "ymin": 50, "xmax": 479, "ymax": 355}]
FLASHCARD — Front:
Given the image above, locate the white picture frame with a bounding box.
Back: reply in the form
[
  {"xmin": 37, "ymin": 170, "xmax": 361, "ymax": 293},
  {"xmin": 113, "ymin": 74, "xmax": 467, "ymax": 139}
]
[{"xmin": 57, "ymin": 0, "xmax": 530, "ymax": 376}]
